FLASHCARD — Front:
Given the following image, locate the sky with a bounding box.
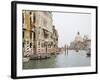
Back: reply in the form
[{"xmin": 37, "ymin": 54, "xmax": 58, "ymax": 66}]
[{"xmin": 52, "ymin": 12, "xmax": 91, "ymax": 47}]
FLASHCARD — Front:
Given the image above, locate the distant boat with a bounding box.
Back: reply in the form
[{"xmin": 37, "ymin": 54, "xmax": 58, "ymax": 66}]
[
  {"xmin": 86, "ymin": 49, "xmax": 91, "ymax": 57},
  {"xmin": 75, "ymin": 48, "xmax": 79, "ymax": 52}
]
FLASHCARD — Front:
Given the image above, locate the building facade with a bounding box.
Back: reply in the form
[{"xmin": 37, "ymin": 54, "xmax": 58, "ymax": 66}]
[
  {"xmin": 69, "ymin": 32, "xmax": 91, "ymax": 50},
  {"xmin": 22, "ymin": 10, "xmax": 58, "ymax": 59}
]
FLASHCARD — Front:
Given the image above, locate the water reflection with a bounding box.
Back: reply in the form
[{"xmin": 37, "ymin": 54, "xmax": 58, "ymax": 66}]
[{"xmin": 23, "ymin": 50, "xmax": 90, "ymax": 69}]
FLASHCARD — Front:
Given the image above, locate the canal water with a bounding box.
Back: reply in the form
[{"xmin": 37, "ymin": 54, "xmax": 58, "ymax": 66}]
[{"xmin": 23, "ymin": 50, "xmax": 91, "ymax": 69}]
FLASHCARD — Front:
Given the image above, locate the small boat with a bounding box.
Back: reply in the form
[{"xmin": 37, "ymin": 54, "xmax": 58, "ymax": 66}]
[
  {"xmin": 87, "ymin": 53, "xmax": 90, "ymax": 56},
  {"xmin": 56, "ymin": 53, "xmax": 60, "ymax": 54},
  {"xmin": 86, "ymin": 49, "xmax": 91, "ymax": 57},
  {"xmin": 76, "ymin": 49, "xmax": 79, "ymax": 52}
]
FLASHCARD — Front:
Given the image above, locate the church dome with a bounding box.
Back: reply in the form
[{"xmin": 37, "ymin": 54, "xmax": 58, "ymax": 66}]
[{"xmin": 75, "ymin": 32, "xmax": 83, "ymax": 42}]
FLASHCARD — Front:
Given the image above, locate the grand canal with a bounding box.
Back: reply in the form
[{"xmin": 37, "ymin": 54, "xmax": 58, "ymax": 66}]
[{"xmin": 23, "ymin": 50, "xmax": 91, "ymax": 69}]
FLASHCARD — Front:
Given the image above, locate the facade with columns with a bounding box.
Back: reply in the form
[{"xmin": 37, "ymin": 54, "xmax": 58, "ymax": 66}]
[{"xmin": 22, "ymin": 10, "xmax": 58, "ymax": 58}]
